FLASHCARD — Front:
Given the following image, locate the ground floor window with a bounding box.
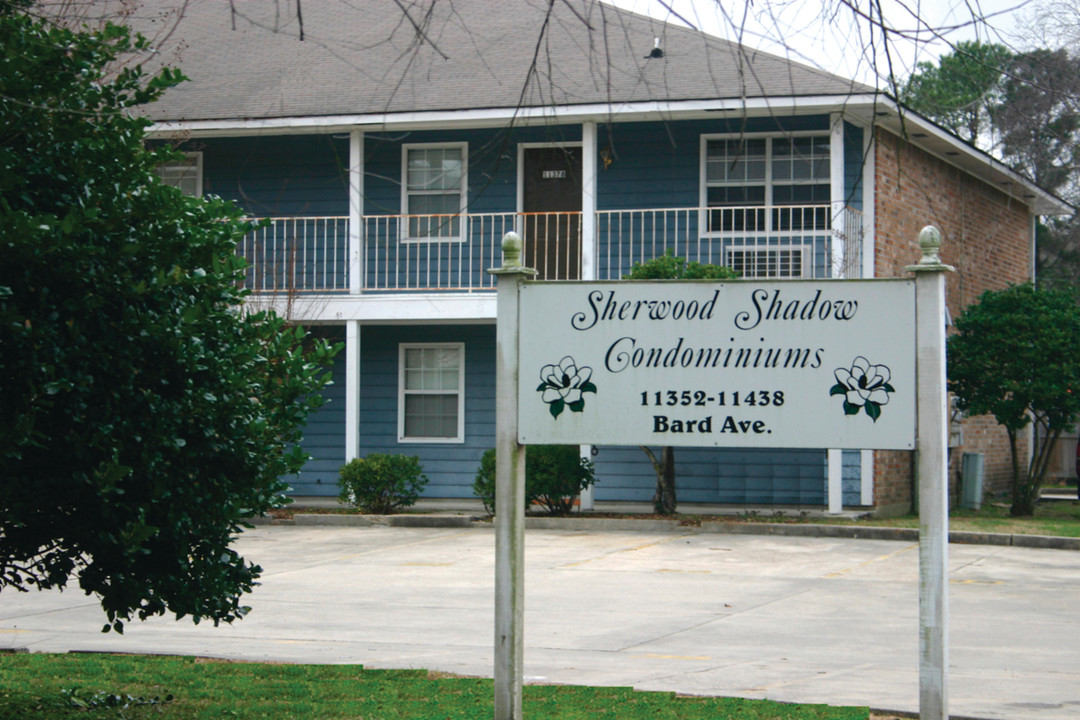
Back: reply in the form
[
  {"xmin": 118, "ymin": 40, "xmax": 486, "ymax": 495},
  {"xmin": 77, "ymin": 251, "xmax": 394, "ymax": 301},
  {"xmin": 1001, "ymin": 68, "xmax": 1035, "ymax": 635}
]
[{"xmin": 398, "ymin": 343, "xmax": 465, "ymax": 442}]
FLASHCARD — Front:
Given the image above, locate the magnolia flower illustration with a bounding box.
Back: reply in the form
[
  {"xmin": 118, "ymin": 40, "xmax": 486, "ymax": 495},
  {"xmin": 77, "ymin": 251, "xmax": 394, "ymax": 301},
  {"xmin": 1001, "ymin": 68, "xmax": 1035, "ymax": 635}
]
[
  {"xmin": 537, "ymin": 356, "xmax": 597, "ymax": 419},
  {"xmin": 831, "ymin": 356, "xmax": 895, "ymax": 422}
]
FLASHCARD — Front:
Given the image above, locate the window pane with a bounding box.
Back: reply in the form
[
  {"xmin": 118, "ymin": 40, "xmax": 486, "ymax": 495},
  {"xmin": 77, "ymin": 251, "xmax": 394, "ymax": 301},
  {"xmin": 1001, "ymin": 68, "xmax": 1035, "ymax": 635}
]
[
  {"xmin": 404, "ymin": 394, "xmax": 458, "ymax": 438},
  {"xmin": 706, "ymin": 139, "xmax": 765, "ymax": 183},
  {"xmin": 774, "ymin": 183, "xmax": 830, "ymax": 205},
  {"xmin": 408, "ymin": 193, "xmax": 459, "ymax": 216},
  {"xmin": 772, "ymin": 157, "xmax": 791, "ymax": 181},
  {"xmin": 157, "ymin": 156, "xmax": 200, "ymax": 197},
  {"xmin": 401, "ymin": 345, "xmax": 463, "ymax": 439},
  {"xmin": 707, "ymin": 185, "xmax": 765, "ymax": 207},
  {"xmin": 813, "ymin": 156, "xmax": 830, "ymax": 178},
  {"xmin": 407, "ymin": 148, "xmax": 463, "ymax": 191}
]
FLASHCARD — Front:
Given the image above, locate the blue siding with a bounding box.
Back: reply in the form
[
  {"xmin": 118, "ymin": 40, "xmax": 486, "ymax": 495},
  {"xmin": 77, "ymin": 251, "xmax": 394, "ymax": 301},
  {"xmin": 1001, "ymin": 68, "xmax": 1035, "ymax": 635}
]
[
  {"xmin": 592, "ymin": 445, "xmax": 828, "ymax": 505},
  {"xmin": 356, "ymin": 324, "xmax": 496, "ymax": 498},
  {"xmin": 292, "ymin": 323, "xmax": 498, "ymax": 497},
  {"xmin": 175, "ymin": 135, "xmax": 351, "ymax": 293},
  {"xmin": 596, "ymin": 115, "xmax": 832, "ymax": 211},
  {"xmin": 362, "ymin": 126, "xmax": 580, "ymax": 289},
  {"xmin": 197, "ymin": 135, "xmax": 350, "ymax": 216},
  {"xmin": 363, "ymin": 126, "xmax": 581, "ymax": 215},
  {"xmin": 289, "ymin": 326, "xmax": 348, "ymax": 495}
]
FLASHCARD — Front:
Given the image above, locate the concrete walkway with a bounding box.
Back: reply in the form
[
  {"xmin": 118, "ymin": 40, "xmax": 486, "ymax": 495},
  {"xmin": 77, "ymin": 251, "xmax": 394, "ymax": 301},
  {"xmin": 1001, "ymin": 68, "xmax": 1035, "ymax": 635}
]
[{"xmin": 2, "ymin": 524, "xmax": 1079, "ymax": 720}]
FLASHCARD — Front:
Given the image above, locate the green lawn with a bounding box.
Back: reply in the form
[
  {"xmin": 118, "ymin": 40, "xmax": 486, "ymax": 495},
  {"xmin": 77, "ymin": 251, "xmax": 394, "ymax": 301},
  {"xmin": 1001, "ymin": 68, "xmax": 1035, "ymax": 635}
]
[
  {"xmin": 281, "ymin": 498, "xmax": 1080, "ymax": 539},
  {"xmin": 809, "ymin": 499, "xmax": 1080, "ymax": 538},
  {"xmin": 0, "ymin": 654, "xmax": 867, "ymax": 720}
]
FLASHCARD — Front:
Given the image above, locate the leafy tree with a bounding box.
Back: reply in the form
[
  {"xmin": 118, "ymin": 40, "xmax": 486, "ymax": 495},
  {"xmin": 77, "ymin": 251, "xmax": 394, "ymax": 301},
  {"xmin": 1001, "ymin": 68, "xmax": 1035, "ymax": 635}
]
[
  {"xmin": 624, "ymin": 250, "xmax": 739, "ymax": 514},
  {"xmin": 993, "ymin": 49, "xmax": 1080, "ymax": 287},
  {"xmin": 994, "ymin": 48, "xmax": 1080, "ymax": 197},
  {"xmin": 0, "ymin": 10, "xmax": 336, "ymax": 631},
  {"xmin": 947, "ymin": 284, "xmax": 1080, "ymax": 516},
  {"xmin": 900, "ymin": 40, "xmax": 1013, "ymax": 145},
  {"xmin": 904, "ymin": 43, "xmax": 1080, "ymax": 286}
]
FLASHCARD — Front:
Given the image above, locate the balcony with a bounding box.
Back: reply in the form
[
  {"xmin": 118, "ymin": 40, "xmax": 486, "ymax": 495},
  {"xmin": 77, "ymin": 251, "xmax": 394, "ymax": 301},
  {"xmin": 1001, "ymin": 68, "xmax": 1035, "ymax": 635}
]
[{"xmin": 238, "ymin": 206, "xmax": 864, "ymax": 295}]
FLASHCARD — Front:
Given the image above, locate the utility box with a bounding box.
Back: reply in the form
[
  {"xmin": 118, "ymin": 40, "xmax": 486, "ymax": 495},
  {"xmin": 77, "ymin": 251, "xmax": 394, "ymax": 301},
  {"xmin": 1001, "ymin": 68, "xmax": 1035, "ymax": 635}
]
[{"xmin": 960, "ymin": 452, "xmax": 984, "ymax": 510}]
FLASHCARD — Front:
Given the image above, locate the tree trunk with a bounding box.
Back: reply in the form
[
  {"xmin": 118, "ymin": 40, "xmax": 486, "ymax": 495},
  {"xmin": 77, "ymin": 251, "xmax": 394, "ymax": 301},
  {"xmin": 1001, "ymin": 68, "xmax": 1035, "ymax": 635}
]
[
  {"xmin": 641, "ymin": 445, "xmax": 677, "ymax": 515},
  {"xmin": 651, "ymin": 447, "xmax": 677, "ymax": 514},
  {"xmin": 1010, "ymin": 424, "xmax": 1062, "ymax": 517}
]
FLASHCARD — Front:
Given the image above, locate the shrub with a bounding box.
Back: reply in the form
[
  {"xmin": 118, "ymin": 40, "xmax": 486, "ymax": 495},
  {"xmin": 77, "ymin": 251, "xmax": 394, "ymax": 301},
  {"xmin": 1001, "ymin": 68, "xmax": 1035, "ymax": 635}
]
[
  {"xmin": 338, "ymin": 454, "xmax": 429, "ymax": 514},
  {"xmin": 624, "ymin": 248, "xmax": 740, "ymax": 280},
  {"xmin": 472, "ymin": 446, "xmax": 596, "ymax": 516}
]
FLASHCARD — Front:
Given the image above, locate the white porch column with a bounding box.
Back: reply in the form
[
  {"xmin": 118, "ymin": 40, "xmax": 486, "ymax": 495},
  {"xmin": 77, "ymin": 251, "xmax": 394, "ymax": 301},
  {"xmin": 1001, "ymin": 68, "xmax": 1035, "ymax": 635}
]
[
  {"xmin": 829, "ymin": 112, "xmax": 846, "ymax": 277},
  {"xmin": 581, "ymin": 121, "xmax": 598, "ymax": 281},
  {"xmin": 861, "ymin": 122, "xmax": 876, "ymax": 279},
  {"xmin": 344, "ymin": 320, "xmax": 362, "ymax": 462},
  {"xmin": 827, "ymin": 449, "xmax": 843, "ymax": 514},
  {"xmin": 860, "ymin": 450, "xmax": 875, "ymax": 506},
  {"xmin": 349, "ymin": 130, "xmax": 364, "ymax": 295}
]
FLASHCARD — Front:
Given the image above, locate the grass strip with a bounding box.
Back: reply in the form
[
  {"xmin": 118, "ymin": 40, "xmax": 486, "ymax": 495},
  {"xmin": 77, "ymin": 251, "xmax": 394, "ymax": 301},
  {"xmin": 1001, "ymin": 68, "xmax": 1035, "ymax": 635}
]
[
  {"xmin": 0, "ymin": 653, "xmax": 868, "ymax": 719},
  {"xmin": 277, "ymin": 500, "xmax": 1080, "ymax": 539}
]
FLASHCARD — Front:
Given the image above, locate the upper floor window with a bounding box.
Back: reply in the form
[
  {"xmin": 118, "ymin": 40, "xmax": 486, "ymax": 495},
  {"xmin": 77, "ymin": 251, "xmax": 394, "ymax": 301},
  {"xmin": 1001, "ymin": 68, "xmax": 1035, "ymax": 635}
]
[
  {"xmin": 156, "ymin": 152, "xmax": 203, "ymax": 197},
  {"xmin": 703, "ymin": 135, "xmax": 829, "ymax": 233},
  {"xmin": 398, "ymin": 343, "xmax": 465, "ymax": 443},
  {"xmin": 403, "ymin": 144, "xmax": 466, "ymax": 241}
]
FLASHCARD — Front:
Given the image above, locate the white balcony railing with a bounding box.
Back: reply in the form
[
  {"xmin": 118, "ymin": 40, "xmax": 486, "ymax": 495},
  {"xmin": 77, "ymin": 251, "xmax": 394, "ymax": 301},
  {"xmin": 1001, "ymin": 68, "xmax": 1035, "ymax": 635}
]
[
  {"xmin": 238, "ymin": 216, "xmax": 349, "ymax": 293},
  {"xmin": 239, "ymin": 205, "xmax": 864, "ymax": 294},
  {"xmin": 596, "ymin": 205, "xmax": 864, "ymax": 280}
]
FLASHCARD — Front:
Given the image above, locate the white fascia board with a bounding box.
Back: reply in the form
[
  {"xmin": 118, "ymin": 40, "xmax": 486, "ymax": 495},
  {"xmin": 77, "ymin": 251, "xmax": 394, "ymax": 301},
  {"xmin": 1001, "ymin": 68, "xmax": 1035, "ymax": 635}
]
[
  {"xmin": 146, "ymin": 94, "xmax": 882, "ymax": 139},
  {"xmin": 252, "ymin": 293, "xmax": 497, "ymax": 323}
]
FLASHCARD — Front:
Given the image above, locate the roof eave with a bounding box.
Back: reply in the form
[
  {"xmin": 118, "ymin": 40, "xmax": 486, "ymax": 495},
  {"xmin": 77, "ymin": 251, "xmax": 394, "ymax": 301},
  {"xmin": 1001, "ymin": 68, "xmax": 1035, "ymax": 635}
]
[
  {"xmin": 869, "ymin": 97, "xmax": 1072, "ymax": 216},
  {"xmin": 145, "ymin": 93, "xmax": 883, "ymax": 138}
]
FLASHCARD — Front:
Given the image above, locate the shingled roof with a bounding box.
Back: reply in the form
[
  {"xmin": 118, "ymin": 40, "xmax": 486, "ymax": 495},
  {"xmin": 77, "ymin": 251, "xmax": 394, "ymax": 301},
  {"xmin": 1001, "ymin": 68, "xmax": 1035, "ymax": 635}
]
[{"xmin": 118, "ymin": 0, "xmax": 873, "ymax": 124}]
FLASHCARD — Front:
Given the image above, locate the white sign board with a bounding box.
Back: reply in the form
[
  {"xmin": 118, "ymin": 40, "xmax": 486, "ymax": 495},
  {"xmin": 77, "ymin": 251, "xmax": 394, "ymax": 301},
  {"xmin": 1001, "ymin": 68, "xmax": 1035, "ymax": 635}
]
[{"xmin": 518, "ymin": 279, "xmax": 915, "ymax": 449}]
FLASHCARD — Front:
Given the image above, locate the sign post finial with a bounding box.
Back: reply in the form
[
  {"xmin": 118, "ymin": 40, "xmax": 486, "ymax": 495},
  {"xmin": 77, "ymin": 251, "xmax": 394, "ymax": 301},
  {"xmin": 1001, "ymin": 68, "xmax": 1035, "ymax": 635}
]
[{"xmin": 908, "ymin": 225, "xmax": 955, "ymax": 273}]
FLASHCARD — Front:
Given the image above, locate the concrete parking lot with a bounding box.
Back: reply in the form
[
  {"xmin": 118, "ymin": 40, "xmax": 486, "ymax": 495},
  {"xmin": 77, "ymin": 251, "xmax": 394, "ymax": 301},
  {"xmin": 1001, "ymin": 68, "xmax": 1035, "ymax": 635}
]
[{"xmin": 1, "ymin": 524, "xmax": 1078, "ymax": 720}]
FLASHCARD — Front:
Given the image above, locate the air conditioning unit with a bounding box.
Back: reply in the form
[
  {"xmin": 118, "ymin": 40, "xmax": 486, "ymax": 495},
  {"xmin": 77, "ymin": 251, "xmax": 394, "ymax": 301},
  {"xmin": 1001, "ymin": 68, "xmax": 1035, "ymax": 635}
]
[{"xmin": 960, "ymin": 452, "xmax": 984, "ymax": 510}]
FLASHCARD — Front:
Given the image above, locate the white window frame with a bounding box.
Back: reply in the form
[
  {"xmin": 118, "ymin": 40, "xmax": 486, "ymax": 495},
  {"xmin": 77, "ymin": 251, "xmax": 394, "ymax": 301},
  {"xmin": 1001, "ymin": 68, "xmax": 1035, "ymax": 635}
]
[
  {"xmin": 699, "ymin": 132, "xmax": 830, "ymax": 237},
  {"xmin": 156, "ymin": 151, "xmax": 203, "ymax": 197},
  {"xmin": 723, "ymin": 244, "xmax": 811, "ymax": 279},
  {"xmin": 401, "ymin": 142, "xmax": 468, "ymax": 244},
  {"xmin": 397, "ymin": 342, "xmax": 466, "ymax": 443}
]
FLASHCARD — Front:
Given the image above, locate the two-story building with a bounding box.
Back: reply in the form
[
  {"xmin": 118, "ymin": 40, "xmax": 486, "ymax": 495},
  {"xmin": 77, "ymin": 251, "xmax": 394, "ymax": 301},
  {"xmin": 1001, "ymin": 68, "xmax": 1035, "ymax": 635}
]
[{"xmin": 134, "ymin": 0, "xmax": 1067, "ymax": 515}]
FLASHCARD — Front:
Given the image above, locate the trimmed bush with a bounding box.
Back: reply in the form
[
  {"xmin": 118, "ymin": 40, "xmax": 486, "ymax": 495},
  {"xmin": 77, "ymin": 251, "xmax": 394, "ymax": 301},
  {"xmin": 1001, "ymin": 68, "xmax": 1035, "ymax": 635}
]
[
  {"xmin": 338, "ymin": 454, "xmax": 429, "ymax": 514},
  {"xmin": 473, "ymin": 445, "xmax": 596, "ymax": 516}
]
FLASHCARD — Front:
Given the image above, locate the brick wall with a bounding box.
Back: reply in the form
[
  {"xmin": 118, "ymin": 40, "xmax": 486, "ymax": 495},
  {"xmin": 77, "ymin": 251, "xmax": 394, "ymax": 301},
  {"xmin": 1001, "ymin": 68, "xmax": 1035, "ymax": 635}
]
[{"xmin": 871, "ymin": 128, "xmax": 1032, "ymax": 515}]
